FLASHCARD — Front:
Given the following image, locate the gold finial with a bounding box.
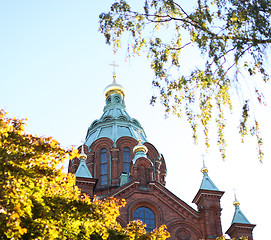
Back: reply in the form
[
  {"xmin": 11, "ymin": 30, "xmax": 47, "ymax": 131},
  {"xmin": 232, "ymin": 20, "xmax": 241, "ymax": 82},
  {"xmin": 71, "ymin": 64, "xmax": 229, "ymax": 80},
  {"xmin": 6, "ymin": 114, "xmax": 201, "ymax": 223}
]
[
  {"xmin": 79, "ymin": 140, "xmax": 87, "ymax": 160},
  {"xmin": 109, "ymin": 61, "xmax": 119, "ymax": 82},
  {"xmin": 201, "ymin": 153, "xmax": 208, "ymax": 173},
  {"xmin": 104, "ymin": 61, "xmax": 125, "ymax": 99},
  {"xmin": 233, "ymin": 189, "xmax": 240, "ymax": 206}
]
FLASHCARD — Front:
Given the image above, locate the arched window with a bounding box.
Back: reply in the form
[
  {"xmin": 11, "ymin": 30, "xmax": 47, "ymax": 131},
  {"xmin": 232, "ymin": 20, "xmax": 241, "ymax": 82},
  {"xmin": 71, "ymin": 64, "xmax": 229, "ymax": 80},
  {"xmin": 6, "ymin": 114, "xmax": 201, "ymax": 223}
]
[
  {"xmin": 72, "ymin": 165, "xmax": 77, "ymax": 174},
  {"xmin": 134, "ymin": 207, "xmax": 155, "ymax": 232},
  {"xmin": 114, "ymin": 95, "xmax": 121, "ymax": 103},
  {"xmin": 123, "ymin": 147, "xmax": 130, "ymax": 174},
  {"xmin": 106, "ymin": 96, "xmax": 111, "ymax": 104},
  {"xmin": 100, "ymin": 148, "xmax": 107, "ymax": 185}
]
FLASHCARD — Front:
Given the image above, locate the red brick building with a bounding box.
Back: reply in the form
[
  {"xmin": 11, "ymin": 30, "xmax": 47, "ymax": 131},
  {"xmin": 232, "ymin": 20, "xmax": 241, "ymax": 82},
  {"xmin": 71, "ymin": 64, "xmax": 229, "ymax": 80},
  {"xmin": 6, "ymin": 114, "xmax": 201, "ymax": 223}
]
[{"xmin": 68, "ymin": 77, "xmax": 255, "ymax": 239}]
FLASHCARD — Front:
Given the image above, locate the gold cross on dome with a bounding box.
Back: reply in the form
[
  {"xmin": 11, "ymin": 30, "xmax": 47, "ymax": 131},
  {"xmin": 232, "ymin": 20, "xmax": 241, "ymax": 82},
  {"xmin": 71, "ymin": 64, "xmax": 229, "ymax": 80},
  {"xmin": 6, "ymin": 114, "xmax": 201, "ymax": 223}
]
[
  {"xmin": 202, "ymin": 153, "xmax": 206, "ymax": 167},
  {"xmin": 233, "ymin": 188, "xmax": 237, "ymax": 201},
  {"xmin": 109, "ymin": 61, "xmax": 119, "ymax": 82},
  {"xmin": 80, "ymin": 140, "xmax": 86, "ymax": 154},
  {"xmin": 233, "ymin": 188, "xmax": 240, "ymax": 206},
  {"xmin": 201, "ymin": 153, "xmax": 209, "ymax": 173}
]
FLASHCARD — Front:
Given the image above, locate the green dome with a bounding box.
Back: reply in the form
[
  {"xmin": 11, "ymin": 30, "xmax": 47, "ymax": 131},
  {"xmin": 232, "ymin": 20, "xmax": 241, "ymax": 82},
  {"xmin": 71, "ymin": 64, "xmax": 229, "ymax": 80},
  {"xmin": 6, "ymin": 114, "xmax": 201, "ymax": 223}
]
[{"xmin": 85, "ymin": 81, "xmax": 147, "ymax": 148}]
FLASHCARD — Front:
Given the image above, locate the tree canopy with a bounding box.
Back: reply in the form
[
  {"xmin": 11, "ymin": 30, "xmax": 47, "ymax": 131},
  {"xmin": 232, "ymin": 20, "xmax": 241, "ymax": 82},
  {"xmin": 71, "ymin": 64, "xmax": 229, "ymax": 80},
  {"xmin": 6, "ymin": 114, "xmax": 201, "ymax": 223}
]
[
  {"xmin": 0, "ymin": 109, "xmax": 169, "ymax": 240},
  {"xmin": 99, "ymin": 0, "xmax": 271, "ymax": 161}
]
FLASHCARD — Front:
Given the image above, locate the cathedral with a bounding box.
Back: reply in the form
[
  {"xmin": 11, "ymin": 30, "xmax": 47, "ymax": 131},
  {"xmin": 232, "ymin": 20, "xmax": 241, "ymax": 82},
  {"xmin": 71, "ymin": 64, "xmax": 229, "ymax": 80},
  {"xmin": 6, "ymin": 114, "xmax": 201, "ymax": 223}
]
[{"xmin": 68, "ymin": 73, "xmax": 256, "ymax": 240}]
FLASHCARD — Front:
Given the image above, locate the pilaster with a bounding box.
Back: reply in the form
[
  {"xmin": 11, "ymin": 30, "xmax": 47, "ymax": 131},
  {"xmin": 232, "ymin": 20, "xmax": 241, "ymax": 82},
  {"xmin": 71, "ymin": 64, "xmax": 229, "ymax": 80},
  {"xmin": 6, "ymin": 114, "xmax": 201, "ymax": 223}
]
[{"xmin": 111, "ymin": 147, "xmax": 120, "ymax": 185}]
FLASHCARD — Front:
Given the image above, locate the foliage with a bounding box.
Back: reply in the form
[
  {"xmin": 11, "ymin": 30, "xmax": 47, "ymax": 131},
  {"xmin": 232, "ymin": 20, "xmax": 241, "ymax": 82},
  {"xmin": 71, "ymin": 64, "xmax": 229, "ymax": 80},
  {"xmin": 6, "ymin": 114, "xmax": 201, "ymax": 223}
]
[
  {"xmin": 217, "ymin": 237, "xmax": 248, "ymax": 240},
  {"xmin": 0, "ymin": 109, "xmax": 169, "ymax": 240},
  {"xmin": 98, "ymin": 0, "xmax": 270, "ymax": 161}
]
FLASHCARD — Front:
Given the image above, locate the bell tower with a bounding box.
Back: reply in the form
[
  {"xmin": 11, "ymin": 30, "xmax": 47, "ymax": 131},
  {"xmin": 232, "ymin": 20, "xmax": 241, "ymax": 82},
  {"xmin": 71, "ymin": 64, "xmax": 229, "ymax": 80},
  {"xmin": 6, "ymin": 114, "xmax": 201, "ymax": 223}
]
[
  {"xmin": 226, "ymin": 196, "xmax": 256, "ymax": 239},
  {"xmin": 192, "ymin": 162, "xmax": 224, "ymax": 239}
]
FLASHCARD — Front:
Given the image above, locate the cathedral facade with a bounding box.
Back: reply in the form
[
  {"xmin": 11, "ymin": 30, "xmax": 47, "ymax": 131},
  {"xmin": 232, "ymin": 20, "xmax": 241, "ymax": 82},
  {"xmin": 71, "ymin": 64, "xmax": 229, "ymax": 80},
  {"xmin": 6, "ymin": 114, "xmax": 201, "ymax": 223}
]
[{"xmin": 68, "ymin": 77, "xmax": 255, "ymax": 240}]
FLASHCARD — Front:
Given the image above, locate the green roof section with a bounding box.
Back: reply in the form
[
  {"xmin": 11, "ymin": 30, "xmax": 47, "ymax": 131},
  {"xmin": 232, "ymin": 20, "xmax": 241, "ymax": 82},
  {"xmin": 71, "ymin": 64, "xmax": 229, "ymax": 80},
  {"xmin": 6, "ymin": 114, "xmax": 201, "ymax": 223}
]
[
  {"xmin": 85, "ymin": 80, "xmax": 148, "ymax": 148},
  {"xmin": 231, "ymin": 203, "xmax": 251, "ymax": 225},
  {"xmin": 200, "ymin": 172, "xmax": 220, "ymax": 191},
  {"xmin": 75, "ymin": 159, "xmax": 93, "ymax": 178}
]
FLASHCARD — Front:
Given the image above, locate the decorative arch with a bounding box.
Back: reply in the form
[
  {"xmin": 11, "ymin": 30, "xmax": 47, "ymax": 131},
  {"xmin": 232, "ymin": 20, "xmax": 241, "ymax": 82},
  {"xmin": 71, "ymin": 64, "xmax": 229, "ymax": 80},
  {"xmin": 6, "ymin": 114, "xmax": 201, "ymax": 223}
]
[
  {"xmin": 117, "ymin": 216, "xmax": 127, "ymax": 228},
  {"xmin": 90, "ymin": 137, "xmax": 114, "ymax": 150},
  {"xmin": 116, "ymin": 136, "xmax": 138, "ymax": 148},
  {"xmin": 90, "ymin": 120, "xmax": 99, "ymax": 129},
  {"xmin": 130, "ymin": 118, "xmax": 141, "ymax": 127},
  {"xmin": 114, "ymin": 95, "xmax": 121, "ymax": 103},
  {"xmin": 102, "ymin": 116, "xmax": 114, "ymax": 122},
  {"xmin": 175, "ymin": 228, "xmax": 191, "ymax": 240},
  {"xmin": 117, "ymin": 115, "xmax": 128, "ymax": 121},
  {"xmin": 143, "ymin": 142, "xmax": 167, "ymax": 185},
  {"xmin": 144, "ymin": 142, "xmax": 160, "ymax": 162},
  {"xmin": 71, "ymin": 157, "xmax": 80, "ymax": 165},
  {"xmin": 134, "ymin": 157, "xmax": 153, "ymax": 168},
  {"xmin": 159, "ymin": 154, "xmax": 167, "ymax": 173},
  {"xmin": 106, "ymin": 96, "xmax": 112, "ymax": 104},
  {"xmin": 166, "ymin": 220, "xmax": 203, "ymax": 240},
  {"xmin": 69, "ymin": 157, "xmax": 80, "ymax": 174},
  {"xmin": 131, "ymin": 157, "xmax": 154, "ymax": 185},
  {"xmin": 71, "ymin": 164, "xmax": 78, "ymax": 174}
]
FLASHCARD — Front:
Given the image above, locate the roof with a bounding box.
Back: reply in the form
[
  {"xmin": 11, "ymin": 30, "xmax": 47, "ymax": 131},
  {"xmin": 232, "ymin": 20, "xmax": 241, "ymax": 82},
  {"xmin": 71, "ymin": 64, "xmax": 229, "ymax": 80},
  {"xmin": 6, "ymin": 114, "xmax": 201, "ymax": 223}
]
[
  {"xmin": 200, "ymin": 172, "xmax": 219, "ymax": 191},
  {"xmin": 107, "ymin": 179, "xmax": 199, "ymax": 218},
  {"xmin": 231, "ymin": 204, "xmax": 251, "ymax": 225},
  {"xmin": 85, "ymin": 81, "xmax": 148, "ymax": 148},
  {"xmin": 75, "ymin": 159, "xmax": 93, "ymax": 178}
]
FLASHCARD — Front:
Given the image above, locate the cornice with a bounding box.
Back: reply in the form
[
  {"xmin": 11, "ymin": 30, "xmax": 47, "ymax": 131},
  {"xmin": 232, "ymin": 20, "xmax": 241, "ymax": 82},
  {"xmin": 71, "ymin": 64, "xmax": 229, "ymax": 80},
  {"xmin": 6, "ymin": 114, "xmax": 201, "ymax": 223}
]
[
  {"xmin": 107, "ymin": 180, "xmax": 199, "ymax": 220},
  {"xmin": 150, "ymin": 182, "xmax": 199, "ymax": 218},
  {"xmin": 226, "ymin": 222, "xmax": 256, "ymax": 236},
  {"xmin": 192, "ymin": 189, "xmax": 224, "ymax": 205}
]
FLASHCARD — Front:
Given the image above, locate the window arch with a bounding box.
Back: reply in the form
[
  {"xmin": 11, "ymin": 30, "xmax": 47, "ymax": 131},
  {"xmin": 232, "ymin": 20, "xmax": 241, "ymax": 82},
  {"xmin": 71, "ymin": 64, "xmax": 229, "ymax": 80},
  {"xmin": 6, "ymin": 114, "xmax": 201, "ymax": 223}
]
[
  {"xmin": 176, "ymin": 228, "xmax": 191, "ymax": 240},
  {"xmin": 100, "ymin": 148, "xmax": 107, "ymax": 185},
  {"xmin": 106, "ymin": 96, "xmax": 111, "ymax": 104},
  {"xmin": 123, "ymin": 147, "xmax": 130, "ymax": 174},
  {"xmin": 114, "ymin": 95, "xmax": 121, "ymax": 103},
  {"xmin": 71, "ymin": 165, "xmax": 78, "ymax": 174},
  {"xmin": 134, "ymin": 207, "xmax": 155, "ymax": 232}
]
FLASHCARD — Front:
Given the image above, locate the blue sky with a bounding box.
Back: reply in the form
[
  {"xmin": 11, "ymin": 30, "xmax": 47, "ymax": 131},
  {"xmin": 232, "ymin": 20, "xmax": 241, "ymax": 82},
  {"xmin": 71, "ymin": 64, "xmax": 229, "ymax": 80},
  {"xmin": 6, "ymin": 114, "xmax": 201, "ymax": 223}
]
[{"xmin": 1, "ymin": 1, "xmax": 270, "ymax": 239}]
